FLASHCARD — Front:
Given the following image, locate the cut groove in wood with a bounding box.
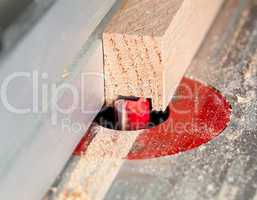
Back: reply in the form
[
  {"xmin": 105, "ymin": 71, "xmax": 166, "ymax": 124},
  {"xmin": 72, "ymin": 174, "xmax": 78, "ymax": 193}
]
[{"xmin": 103, "ymin": 0, "xmax": 224, "ymax": 110}]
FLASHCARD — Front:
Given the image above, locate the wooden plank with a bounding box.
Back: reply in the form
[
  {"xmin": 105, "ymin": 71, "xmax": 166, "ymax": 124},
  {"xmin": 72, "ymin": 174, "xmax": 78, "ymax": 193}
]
[
  {"xmin": 103, "ymin": 0, "xmax": 224, "ymax": 110},
  {"xmin": 53, "ymin": 126, "xmax": 140, "ymax": 200}
]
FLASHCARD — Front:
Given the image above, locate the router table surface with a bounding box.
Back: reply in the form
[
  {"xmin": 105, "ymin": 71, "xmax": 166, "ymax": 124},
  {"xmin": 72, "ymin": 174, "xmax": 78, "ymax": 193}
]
[
  {"xmin": 0, "ymin": 0, "xmax": 252, "ymax": 199},
  {"xmin": 103, "ymin": 1, "xmax": 257, "ymax": 199},
  {"xmin": 46, "ymin": 0, "xmax": 257, "ymax": 199}
]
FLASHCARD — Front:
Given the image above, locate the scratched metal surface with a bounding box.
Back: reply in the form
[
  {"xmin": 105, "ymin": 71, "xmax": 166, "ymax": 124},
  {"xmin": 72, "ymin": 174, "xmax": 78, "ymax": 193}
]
[
  {"xmin": 0, "ymin": 0, "xmax": 56, "ymax": 52},
  {"xmin": 104, "ymin": 0, "xmax": 257, "ymax": 200},
  {"xmin": 0, "ymin": 0, "xmax": 32, "ymax": 30}
]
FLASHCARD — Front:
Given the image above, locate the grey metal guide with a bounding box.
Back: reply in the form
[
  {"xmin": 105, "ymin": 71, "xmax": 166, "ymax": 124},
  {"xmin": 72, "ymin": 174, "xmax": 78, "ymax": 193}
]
[
  {"xmin": 0, "ymin": 0, "xmax": 33, "ymax": 31},
  {"xmin": 0, "ymin": 0, "xmax": 119, "ymax": 199}
]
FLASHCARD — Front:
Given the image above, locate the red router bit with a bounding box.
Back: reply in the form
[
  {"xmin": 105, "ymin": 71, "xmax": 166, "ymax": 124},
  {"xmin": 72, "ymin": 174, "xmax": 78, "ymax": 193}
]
[{"xmin": 114, "ymin": 98, "xmax": 151, "ymax": 131}]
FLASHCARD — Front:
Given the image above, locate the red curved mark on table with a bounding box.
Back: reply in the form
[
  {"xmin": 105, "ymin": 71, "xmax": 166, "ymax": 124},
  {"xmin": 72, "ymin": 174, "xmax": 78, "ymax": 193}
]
[{"xmin": 74, "ymin": 78, "xmax": 232, "ymax": 160}]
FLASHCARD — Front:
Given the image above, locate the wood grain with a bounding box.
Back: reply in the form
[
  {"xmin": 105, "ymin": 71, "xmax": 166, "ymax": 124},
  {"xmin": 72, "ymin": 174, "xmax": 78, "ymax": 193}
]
[
  {"xmin": 103, "ymin": 0, "xmax": 224, "ymax": 110},
  {"xmin": 54, "ymin": 126, "xmax": 140, "ymax": 200}
]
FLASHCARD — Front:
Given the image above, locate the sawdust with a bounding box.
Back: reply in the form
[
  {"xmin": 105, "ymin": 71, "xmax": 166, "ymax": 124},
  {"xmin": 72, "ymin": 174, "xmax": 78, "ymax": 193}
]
[
  {"xmin": 62, "ymin": 68, "xmax": 70, "ymax": 79},
  {"xmin": 48, "ymin": 1, "xmax": 257, "ymax": 200}
]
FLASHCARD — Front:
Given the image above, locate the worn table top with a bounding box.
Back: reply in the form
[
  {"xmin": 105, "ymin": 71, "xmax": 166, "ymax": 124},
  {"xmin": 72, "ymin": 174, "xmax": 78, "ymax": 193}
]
[
  {"xmin": 103, "ymin": 0, "xmax": 257, "ymax": 199},
  {"xmin": 46, "ymin": 0, "xmax": 257, "ymax": 199}
]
